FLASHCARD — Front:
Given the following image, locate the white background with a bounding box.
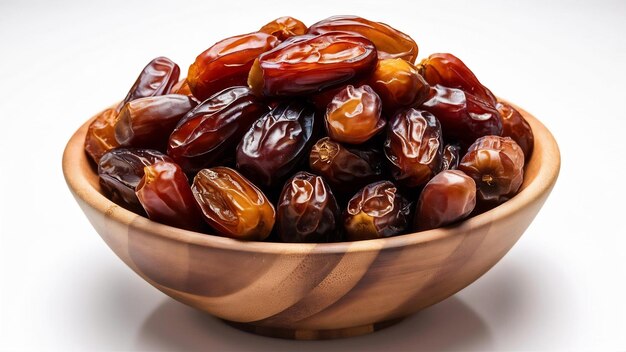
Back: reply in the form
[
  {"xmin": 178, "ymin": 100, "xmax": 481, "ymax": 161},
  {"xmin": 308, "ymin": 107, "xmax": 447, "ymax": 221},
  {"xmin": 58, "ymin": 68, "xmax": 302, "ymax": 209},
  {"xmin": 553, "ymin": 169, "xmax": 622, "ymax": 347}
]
[{"xmin": 1, "ymin": 0, "xmax": 625, "ymax": 350}]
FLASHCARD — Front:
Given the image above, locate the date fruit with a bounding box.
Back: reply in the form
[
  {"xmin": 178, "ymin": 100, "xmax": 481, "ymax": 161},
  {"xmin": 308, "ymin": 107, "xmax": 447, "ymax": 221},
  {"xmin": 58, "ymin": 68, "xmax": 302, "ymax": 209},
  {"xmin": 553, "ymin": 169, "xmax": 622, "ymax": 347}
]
[
  {"xmin": 344, "ymin": 181, "xmax": 411, "ymax": 241},
  {"xmin": 277, "ymin": 171, "xmax": 341, "ymax": 243},
  {"xmin": 118, "ymin": 57, "xmax": 180, "ymax": 111},
  {"xmin": 98, "ymin": 148, "xmax": 173, "ymax": 210},
  {"xmin": 192, "ymin": 167, "xmax": 275, "ymax": 240},
  {"xmin": 422, "ymin": 84, "xmax": 502, "ymax": 147},
  {"xmin": 414, "ymin": 170, "xmax": 476, "ymax": 231},
  {"xmin": 308, "ymin": 15, "xmax": 418, "ymax": 62},
  {"xmin": 259, "ymin": 16, "xmax": 307, "ymax": 41},
  {"xmin": 171, "ymin": 79, "xmax": 193, "ymax": 96},
  {"xmin": 248, "ymin": 33, "xmax": 377, "ymax": 96},
  {"xmin": 115, "ymin": 94, "xmax": 197, "ymax": 150},
  {"xmin": 236, "ymin": 101, "xmax": 317, "ymax": 189},
  {"xmin": 309, "ymin": 137, "xmax": 385, "ymax": 195},
  {"xmin": 385, "ymin": 109, "xmax": 443, "ymax": 187},
  {"xmin": 459, "ymin": 136, "xmax": 524, "ymax": 205},
  {"xmin": 168, "ymin": 86, "xmax": 269, "ymax": 173},
  {"xmin": 136, "ymin": 161, "xmax": 204, "ymax": 231},
  {"xmin": 497, "ymin": 101, "xmax": 534, "ymax": 160},
  {"xmin": 84, "ymin": 108, "xmax": 120, "ymax": 163},
  {"xmin": 418, "ymin": 53, "xmax": 496, "ymax": 106},
  {"xmin": 441, "ymin": 144, "xmax": 461, "ymax": 171},
  {"xmin": 369, "ymin": 58, "xmax": 429, "ymax": 113},
  {"xmin": 325, "ymin": 85, "xmax": 385, "ymax": 144},
  {"xmin": 188, "ymin": 32, "xmax": 279, "ymax": 101}
]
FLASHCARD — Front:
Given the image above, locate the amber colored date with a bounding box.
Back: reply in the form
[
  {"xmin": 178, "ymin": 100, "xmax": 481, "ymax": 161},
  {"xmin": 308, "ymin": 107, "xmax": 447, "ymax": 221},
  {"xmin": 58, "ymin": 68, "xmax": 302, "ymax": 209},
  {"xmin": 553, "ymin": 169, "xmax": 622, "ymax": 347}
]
[
  {"xmin": 118, "ymin": 57, "xmax": 180, "ymax": 111},
  {"xmin": 192, "ymin": 167, "xmax": 275, "ymax": 240},
  {"xmin": 248, "ymin": 33, "xmax": 377, "ymax": 96},
  {"xmin": 385, "ymin": 109, "xmax": 443, "ymax": 187},
  {"xmin": 344, "ymin": 181, "xmax": 411, "ymax": 241},
  {"xmin": 277, "ymin": 171, "xmax": 341, "ymax": 243},
  {"xmin": 115, "ymin": 94, "xmax": 197, "ymax": 150},
  {"xmin": 309, "ymin": 137, "xmax": 385, "ymax": 195},
  {"xmin": 188, "ymin": 32, "xmax": 279, "ymax": 101},
  {"xmin": 168, "ymin": 87, "xmax": 269, "ymax": 173},
  {"xmin": 259, "ymin": 16, "xmax": 307, "ymax": 41},
  {"xmin": 369, "ymin": 58, "xmax": 429, "ymax": 113},
  {"xmin": 171, "ymin": 79, "xmax": 193, "ymax": 96},
  {"xmin": 84, "ymin": 108, "xmax": 120, "ymax": 163},
  {"xmin": 236, "ymin": 102, "xmax": 317, "ymax": 189},
  {"xmin": 441, "ymin": 144, "xmax": 461, "ymax": 171},
  {"xmin": 136, "ymin": 161, "xmax": 204, "ymax": 231},
  {"xmin": 459, "ymin": 136, "xmax": 524, "ymax": 205},
  {"xmin": 422, "ymin": 85, "xmax": 502, "ymax": 147},
  {"xmin": 307, "ymin": 15, "xmax": 418, "ymax": 62},
  {"xmin": 418, "ymin": 53, "xmax": 496, "ymax": 106},
  {"xmin": 98, "ymin": 148, "xmax": 173, "ymax": 211},
  {"xmin": 414, "ymin": 170, "xmax": 476, "ymax": 231},
  {"xmin": 497, "ymin": 101, "xmax": 534, "ymax": 160},
  {"xmin": 325, "ymin": 85, "xmax": 385, "ymax": 144}
]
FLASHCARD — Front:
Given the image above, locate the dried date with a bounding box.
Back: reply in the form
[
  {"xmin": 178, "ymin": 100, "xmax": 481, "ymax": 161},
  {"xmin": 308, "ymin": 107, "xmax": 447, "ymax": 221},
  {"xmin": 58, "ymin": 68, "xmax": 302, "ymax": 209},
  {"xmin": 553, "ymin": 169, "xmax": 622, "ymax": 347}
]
[
  {"xmin": 259, "ymin": 16, "xmax": 307, "ymax": 41},
  {"xmin": 497, "ymin": 101, "xmax": 534, "ymax": 160},
  {"xmin": 84, "ymin": 108, "xmax": 120, "ymax": 163},
  {"xmin": 441, "ymin": 144, "xmax": 461, "ymax": 171},
  {"xmin": 369, "ymin": 58, "xmax": 429, "ymax": 113},
  {"xmin": 325, "ymin": 85, "xmax": 385, "ymax": 144},
  {"xmin": 118, "ymin": 57, "xmax": 180, "ymax": 111}
]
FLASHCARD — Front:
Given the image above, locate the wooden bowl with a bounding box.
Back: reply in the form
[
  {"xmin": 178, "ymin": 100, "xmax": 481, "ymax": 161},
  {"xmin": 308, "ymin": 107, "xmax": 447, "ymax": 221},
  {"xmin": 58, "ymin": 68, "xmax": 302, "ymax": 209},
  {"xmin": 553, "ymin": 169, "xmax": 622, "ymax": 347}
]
[{"xmin": 62, "ymin": 102, "xmax": 560, "ymax": 340}]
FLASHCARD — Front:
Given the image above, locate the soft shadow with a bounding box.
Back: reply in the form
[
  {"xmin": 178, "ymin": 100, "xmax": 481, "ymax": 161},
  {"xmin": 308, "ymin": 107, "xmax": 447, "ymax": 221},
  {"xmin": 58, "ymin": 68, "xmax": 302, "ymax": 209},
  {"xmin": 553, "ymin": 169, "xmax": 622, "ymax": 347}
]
[{"xmin": 135, "ymin": 296, "xmax": 491, "ymax": 352}]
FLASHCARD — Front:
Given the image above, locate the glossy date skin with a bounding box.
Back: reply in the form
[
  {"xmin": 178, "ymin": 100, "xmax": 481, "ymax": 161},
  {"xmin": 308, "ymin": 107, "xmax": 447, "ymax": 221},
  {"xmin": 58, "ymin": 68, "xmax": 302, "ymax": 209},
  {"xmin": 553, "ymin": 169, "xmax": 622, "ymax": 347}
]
[
  {"xmin": 309, "ymin": 137, "xmax": 385, "ymax": 196},
  {"xmin": 84, "ymin": 108, "xmax": 120, "ymax": 163},
  {"xmin": 115, "ymin": 94, "xmax": 197, "ymax": 150},
  {"xmin": 118, "ymin": 57, "xmax": 180, "ymax": 111},
  {"xmin": 248, "ymin": 33, "xmax": 377, "ymax": 96},
  {"xmin": 459, "ymin": 136, "xmax": 524, "ymax": 205},
  {"xmin": 98, "ymin": 148, "xmax": 173, "ymax": 211},
  {"xmin": 236, "ymin": 102, "xmax": 317, "ymax": 189},
  {"xmin": 497, "ymin": 101, "xmax": 534, "ymax": 160},
  {"xmin": 414, "ymin": 170, "xmax": 476, "ymax": 231},
  {"xmin": 188, "ymin": 32, "xmax": 279, "ymax": 101},
  {"xmin": 307, "ymin": 15, "xmax": 418, "ymax": 62},
  {"xmin": 441, "ymin": 144, "xmax": 461, "ymax": 171},
  {"xmin": 168, "ymin": 87, "xmax": 269, "ymax": 173},
  {"xmin": 277, "ymin": 172, "xmax": 341, "ymax": 243},
  {"xmin": 136, "ymin": 161, "xmax": 204, "ymax": 231},
  {"xmin": 422, "ymin": 84, "xmax": 502, "ymax": 147},
  {"xmin": 171, "ymin": 79, "xmax": 193, "ymax": 96},
  {"xmin": 344, "ymin": 181, "xmax": 411, "ymax": 241},
  {"xmin": 325, "ymin": 85, "xmax": 385, "ymax": 144},
  {"xmin": 385, "ymin": 109, "xmax": 443, "ymax": 188},
  {"xmin": 192, "ymin": 167, "xmax": 275, "ymax": 241},
  {"xmin": 259, "ymin": 16, "xmax": 307, "ymax": 41},
  {"xmin": 418, "ymin": 53, "xmax": 496, "ymax": 106},
  {"xmin": 369, "ymin": 58, "xmax": 429, "ymax": 113}
]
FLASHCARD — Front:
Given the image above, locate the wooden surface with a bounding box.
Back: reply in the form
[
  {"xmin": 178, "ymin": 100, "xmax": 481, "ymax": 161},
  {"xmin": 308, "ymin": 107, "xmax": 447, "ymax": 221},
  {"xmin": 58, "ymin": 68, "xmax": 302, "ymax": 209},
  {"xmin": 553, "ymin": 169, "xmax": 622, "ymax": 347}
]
[{"xmin": 62, "ymin": 103, "xmax": 560, "ymax": 339}]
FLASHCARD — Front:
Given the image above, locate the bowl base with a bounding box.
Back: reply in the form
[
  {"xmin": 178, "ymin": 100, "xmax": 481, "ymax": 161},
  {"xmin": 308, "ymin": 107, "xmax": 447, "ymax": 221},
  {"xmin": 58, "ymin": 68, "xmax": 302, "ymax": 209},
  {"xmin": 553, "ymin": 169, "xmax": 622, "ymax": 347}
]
[{"xmin": 223, "ymin": 318, "xmax": 405, "ymax": 340}]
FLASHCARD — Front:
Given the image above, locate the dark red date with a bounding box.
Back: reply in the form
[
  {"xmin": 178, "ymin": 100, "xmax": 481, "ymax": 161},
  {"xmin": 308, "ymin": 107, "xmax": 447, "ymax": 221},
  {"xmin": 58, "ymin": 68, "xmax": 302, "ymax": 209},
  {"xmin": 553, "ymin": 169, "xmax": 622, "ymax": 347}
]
[
  {"xmin": 441, "ymin": 144, "xmax": 461, "ymax": 171},
  {"xmin": 497, "ymin": 101, "xmax": 534, "ymax": 161},
  {"xmin": 118, "ymin": 57, "xmax": 180, "ymax": 111}
]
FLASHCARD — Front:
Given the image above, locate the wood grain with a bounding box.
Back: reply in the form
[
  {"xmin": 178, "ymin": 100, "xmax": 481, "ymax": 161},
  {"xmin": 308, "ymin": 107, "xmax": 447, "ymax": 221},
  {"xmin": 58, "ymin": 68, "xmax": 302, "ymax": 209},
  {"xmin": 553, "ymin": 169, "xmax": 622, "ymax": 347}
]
[{"xmin": 62, "ymin": 101, "xmax": 560, "ymax": 339}]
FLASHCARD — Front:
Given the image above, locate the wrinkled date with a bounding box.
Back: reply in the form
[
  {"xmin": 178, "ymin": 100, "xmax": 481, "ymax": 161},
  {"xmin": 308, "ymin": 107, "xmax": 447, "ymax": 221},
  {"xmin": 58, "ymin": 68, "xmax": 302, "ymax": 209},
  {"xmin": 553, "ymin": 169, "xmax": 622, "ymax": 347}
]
[
  {"xmin": 236, "ymin": 102, "xmax": 317, "ymax": 189},
  {"xmin": 118, "ymin": 57, "xmax": 180, "ymax": 111},
  {"xmin": 418, "ymin": 53, "xmax": 496, "ymax": 106},
  {"xmin": 497, "ymin": 101, "xmax": 534, "ymax": 160},
  {"xmin": 115, "ymin": 94, "xmax": 197, "ymax": 150},
  {"xmin": 136, "ymin": 161, "xmax": 204, "ymax": 231},
  {"xmin": 259, "ymin": 16, "xmax": 307, "ymax": 41},
  {"xmin": 98, "ymin": 148, "xmax": 173, "ymax": 210},
  {"xmin": 369, "ymin": 58, "xmax": 429, "ymax": 113},
  {"xmin": 277, "ymin": 171, "xmax": 341, "ymax": 243},
  {"xmin": 309, "ymin": 137, "xmax": 385, "ymax": 196},
  {"xmin": 307, "ymin": 15, "xmax": 418, "ymax": 62},
  {"xmin": 441, "ymin": 144, "xmax": 461, "ymax": 171},
  {"xmin": 248, "ymin": 33, "xmax": 377, "ymax": 96},
  {"xmin": 344, "ymin": 181, "xmax": 411, "ymax": 241},
  {"xmin": 414, "ymin": 170, "xmax": 476, "ymax": 231},
  {"xmin": 422, "ymin": 85, "xmax": 502, "ymax": 147},
  {"xmin": 188, "ymin": 32, "xmax": 279, "ymax": 101},
  {"xmin": 84, "ymin": 108, "xmax": 120, "ymax": 163},
  {"xmin": 459, "ymin": 136, "xmax": 525, "ymax": 205},
  {"xmin": 168, "ymin": 87, "xmax": 269, "ymax": 173},
  {"xmin": 192, "ymin": 167, "xmax": 275, "ymax": 240},
  {"xmin": 325, "ymin": 85, "xmax": 385, "ymax": 144},
  {"xmin": 385, "ymin": 109, "xmax": 443, "ymax": 187}
]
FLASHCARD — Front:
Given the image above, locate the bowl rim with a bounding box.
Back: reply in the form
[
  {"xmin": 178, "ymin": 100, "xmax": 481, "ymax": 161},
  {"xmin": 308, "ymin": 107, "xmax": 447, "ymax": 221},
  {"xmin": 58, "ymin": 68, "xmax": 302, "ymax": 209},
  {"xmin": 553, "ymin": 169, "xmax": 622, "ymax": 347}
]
[{"xmin": 63, "ymin": 100, "xmax": 560, "ymax": 255}]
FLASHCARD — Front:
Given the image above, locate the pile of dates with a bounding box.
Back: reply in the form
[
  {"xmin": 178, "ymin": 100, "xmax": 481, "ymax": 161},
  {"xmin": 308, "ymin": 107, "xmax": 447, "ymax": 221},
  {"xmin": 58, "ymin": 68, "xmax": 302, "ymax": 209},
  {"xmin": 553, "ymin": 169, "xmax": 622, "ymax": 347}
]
[{"xmin": 85, "ymin": 15, "xmax": 534, "ymax": 243}]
